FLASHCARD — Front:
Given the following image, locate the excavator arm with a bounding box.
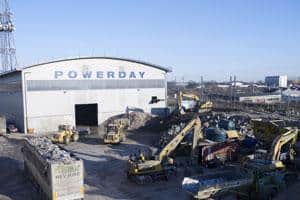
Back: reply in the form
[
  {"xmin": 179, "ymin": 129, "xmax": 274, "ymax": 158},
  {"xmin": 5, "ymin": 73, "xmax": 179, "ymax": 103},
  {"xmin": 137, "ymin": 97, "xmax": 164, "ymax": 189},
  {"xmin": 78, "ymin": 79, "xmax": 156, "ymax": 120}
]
[
  {"xmin": 177, "ymin": 91, "xmax": 200, "ymax": 106},
  {"xmin": 158, "ymin": 117, "xmax": 202, "ymax": 161},
  {"xmin": 268, "ymin": 128, "xmax": 298, "ymax": 161},
  {"xmin": 176, "ymin": 91, "xmax": 212, "ymax": 114}
]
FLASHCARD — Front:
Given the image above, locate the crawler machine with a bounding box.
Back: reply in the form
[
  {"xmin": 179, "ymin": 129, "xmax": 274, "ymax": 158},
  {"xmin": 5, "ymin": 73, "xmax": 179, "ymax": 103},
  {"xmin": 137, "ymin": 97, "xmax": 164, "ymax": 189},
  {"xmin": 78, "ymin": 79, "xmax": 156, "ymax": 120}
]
[{"xmin": 127, "ymin": 116, "xmax": 202, "ymax": 184}]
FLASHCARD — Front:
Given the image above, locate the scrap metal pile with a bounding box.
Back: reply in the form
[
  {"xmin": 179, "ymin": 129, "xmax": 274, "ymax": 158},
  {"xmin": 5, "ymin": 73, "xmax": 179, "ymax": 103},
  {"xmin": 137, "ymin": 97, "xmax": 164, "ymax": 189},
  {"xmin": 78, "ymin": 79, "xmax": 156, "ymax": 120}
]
[
  {"xmin": 159, "ymin": 112, "xmax": 252, "ymax": 148},
  {"xmin": 26, "ymin": 136, "xmax": 76, "ymax": 164},
  {"xmin": 159, "ymin": 123, "xmax": 187, "ymax": 148}
]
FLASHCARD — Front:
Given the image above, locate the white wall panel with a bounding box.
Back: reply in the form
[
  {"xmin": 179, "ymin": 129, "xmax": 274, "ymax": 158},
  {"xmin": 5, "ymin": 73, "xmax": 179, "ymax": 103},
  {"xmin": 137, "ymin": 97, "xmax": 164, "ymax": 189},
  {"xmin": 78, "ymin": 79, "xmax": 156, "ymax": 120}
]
[{"xmin": 22, "ymin": 57, "xmax": 169, "ymax": 133}]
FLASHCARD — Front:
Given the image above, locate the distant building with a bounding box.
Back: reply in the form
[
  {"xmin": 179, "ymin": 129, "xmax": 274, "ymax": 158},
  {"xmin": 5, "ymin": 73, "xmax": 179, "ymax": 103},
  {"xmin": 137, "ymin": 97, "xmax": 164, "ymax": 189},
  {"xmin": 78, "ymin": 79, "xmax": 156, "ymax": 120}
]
[
  {"xmin": 265, "ymin": 75, "xmax": 287, "ymax": 88},
  {"xmin": 217, "ymin": 81, "xmax": 250, "ymax": 88},
  {"xmin": 282, "ymin": 89, "xmax": 300, "ymax": 102},
  {"xmin": 239, "ymin": 94, "xmax": 281, "ymax": 104},
  {"xmin": 168, "ymin": 81, "xmax": 189, "ymax": 88}
]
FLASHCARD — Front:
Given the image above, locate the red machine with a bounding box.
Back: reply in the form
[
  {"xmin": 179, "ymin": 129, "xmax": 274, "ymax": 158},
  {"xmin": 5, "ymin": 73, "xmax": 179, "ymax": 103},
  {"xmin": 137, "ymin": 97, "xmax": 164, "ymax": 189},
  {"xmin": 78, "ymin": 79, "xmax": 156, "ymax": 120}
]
[{"xmin": 199, "ymin": 141, "xmax": 239, "ymax": 167}]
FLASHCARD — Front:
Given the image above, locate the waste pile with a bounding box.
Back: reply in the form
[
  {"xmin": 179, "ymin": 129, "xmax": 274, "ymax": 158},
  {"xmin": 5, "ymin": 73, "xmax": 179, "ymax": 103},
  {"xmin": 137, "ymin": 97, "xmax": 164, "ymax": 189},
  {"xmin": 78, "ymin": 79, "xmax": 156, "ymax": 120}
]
[
  {"xmin": 159, "ymin": 123, "xmax": 186, "ymax": 148},
  {"xmin": 26, "ymin": 136, "xmax": 76, "ymax": 164},
  {"xmin": 204, "ymin": 127, "xmax": 227, "ymax": 142},
  {"xmin": 155, "ymin": 112, "xmax": 255, "ymax": 158},
  {"xmin": 128, "ymin": 111, "xmax": 152, "ymax": 130}
]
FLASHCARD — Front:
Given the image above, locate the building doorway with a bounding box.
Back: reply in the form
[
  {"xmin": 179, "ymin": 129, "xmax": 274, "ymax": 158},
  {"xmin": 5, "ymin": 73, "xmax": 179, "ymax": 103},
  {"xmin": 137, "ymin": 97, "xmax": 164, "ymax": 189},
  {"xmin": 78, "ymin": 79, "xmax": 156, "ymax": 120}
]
[{"xmin": 75, "ymin": 104, "xmax": 98, "ymax": 126}]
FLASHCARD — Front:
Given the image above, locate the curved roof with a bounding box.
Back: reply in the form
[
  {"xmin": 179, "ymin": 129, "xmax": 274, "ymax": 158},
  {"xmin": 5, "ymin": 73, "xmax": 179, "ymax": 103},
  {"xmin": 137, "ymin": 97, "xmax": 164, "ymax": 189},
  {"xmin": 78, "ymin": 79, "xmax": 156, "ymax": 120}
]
[{"xmin": 23, "ymin": 56, "xmax": 172, "ymax": 72}]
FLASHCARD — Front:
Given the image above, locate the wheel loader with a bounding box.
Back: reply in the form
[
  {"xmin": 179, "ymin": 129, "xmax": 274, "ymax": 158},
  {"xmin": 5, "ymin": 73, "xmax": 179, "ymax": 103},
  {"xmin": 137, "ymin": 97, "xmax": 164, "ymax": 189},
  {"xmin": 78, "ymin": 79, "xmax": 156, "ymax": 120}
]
[
  {"xmin": 51, "ymin": 125, "xmax": 79, "ymax": 145},
  {"xmin": 103, "ymin": 122, "xmax": 125, "ymax": 144}
]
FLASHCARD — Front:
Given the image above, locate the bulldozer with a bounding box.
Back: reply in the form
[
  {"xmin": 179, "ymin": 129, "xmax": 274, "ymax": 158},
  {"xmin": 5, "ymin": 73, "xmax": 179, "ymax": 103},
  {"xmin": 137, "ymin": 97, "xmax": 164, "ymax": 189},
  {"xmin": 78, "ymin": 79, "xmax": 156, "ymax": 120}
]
[
  {"xmin": 127, "ymin": 116, "xmax": 203, "ymax": 184},
  {"xmin": 51, "ymin": 125, "xmax": 79, "ymax": 145},
  {"xmin": 103, "ymin": 122, "xmax": 125, "ymax": 144}
]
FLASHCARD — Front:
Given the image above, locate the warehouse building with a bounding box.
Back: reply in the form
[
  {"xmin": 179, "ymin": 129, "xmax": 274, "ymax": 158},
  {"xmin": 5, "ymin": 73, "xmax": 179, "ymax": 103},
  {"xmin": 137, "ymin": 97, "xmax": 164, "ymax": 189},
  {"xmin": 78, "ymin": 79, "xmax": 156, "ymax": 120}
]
[{"xmin": 0, "ymin": 57, "xmax": 171, "ymax": 133}]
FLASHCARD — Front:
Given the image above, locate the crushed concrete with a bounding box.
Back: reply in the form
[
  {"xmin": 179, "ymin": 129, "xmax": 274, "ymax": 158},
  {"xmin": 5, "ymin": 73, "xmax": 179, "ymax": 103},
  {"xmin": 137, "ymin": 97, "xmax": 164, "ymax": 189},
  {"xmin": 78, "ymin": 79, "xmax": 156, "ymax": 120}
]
[
  {"xmin": 128, "ymin": 111, "xmax": 152, "ymax": 130},
  {"xmin": 26, "ymin": 136, "xmax": 76, "ymax": 163}
]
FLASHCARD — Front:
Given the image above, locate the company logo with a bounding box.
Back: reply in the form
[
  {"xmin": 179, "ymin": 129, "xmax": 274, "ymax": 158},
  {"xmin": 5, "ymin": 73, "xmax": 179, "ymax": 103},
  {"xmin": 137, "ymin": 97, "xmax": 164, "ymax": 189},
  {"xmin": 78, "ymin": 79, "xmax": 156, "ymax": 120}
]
[{"xmin": 54, "ymin": 70, "xmax": 145, "ymax": 79}]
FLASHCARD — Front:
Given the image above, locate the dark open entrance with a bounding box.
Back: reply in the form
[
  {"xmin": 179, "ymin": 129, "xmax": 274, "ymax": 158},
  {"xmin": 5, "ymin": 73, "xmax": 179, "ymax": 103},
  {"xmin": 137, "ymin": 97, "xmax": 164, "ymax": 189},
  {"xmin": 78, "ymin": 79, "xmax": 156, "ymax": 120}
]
[{"xmin": 75, "ymin": 104, "xmax": 98, "ymax": 126}]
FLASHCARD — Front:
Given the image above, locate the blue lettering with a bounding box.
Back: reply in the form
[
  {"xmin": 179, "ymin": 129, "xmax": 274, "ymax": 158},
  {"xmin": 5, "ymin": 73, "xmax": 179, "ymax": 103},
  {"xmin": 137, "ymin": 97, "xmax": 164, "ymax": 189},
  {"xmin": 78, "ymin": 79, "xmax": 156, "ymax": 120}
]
[
  {"xmin": 119, "ymin": 71, "xmax": 126, "ymax": 78},
  {"xmin": 129, "ymin": 72, "xmax": 136, "ymax": 79},
  {"xmin": 82, "ymin": 71, "xmax": 92, "ymax": 79},
  {"xmin": 68, "ymin": 71, "xmax": 77, "ymax": 79},
  {"xmin": 97, "ymin": 71, "xmax": 104, "ymax": 78},
  {"xmin": 107, "ymin": 71, "xmax": 115, "ymax": 78},
  {"xmin": 55, "ymin": 71, "xmax": 63, "ymax": 79},
  {"xmin": 139, "ymin": 72, "xmax": 145, "ymax": 79}
]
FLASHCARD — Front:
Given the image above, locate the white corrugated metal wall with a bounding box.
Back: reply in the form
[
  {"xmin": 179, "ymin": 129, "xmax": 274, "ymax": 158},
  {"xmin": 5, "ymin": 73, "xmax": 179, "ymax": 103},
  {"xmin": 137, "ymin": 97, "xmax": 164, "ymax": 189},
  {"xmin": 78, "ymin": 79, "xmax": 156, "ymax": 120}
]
[{"xmin": 21, "ymin": 57, "xmax": 169, "ymax": 133}]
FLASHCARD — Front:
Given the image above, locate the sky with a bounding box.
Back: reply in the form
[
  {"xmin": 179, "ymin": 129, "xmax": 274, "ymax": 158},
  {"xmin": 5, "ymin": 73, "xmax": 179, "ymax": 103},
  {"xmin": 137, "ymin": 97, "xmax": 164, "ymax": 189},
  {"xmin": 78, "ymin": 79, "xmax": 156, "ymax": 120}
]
[{"xmin": 9, "ymin": 0, "xmax": 300, "ymax": 82}]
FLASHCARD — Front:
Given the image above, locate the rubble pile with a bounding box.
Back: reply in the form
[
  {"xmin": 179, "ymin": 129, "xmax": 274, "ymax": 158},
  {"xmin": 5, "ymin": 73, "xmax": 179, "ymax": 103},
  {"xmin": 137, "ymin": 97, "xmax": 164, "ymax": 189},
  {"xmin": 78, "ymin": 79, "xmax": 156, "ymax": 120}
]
[
  {"xmin": 128, "ymin": 111, "xmax": 152, "ymax": 130},
  {"xmin": 158, "ymin": 112, "xmax": 254, "ymax": 149},
  {"xmin": 159, "ymin": 123, "xmax": 186, "ymax": 148},
  {"xmin": 27, "ymin": 136, "xmax": 76, "ymax": 163}
]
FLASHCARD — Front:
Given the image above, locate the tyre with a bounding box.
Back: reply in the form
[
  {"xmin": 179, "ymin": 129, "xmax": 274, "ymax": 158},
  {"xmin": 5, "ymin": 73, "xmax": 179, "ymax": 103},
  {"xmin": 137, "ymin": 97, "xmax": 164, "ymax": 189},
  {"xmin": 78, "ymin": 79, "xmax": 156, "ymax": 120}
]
[
  {"xmin": 64, "ymin": 136, "xmax": 71, "ymax": 144},
  {"xmin": 72, "ymin": 132, "xmax": 79, "ymax": 142},
  {"xmin": 121, "ymin": 136, "xmax": 126, "ymax": 142}
]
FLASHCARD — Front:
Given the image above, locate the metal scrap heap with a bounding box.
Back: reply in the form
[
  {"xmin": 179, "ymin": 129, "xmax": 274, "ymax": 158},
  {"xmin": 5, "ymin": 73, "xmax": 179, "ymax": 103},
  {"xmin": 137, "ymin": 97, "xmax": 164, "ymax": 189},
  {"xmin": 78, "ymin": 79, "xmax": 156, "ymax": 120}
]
[{"xmin": 26, "ymin": 136, "xmax": 76, "ymax": 163}]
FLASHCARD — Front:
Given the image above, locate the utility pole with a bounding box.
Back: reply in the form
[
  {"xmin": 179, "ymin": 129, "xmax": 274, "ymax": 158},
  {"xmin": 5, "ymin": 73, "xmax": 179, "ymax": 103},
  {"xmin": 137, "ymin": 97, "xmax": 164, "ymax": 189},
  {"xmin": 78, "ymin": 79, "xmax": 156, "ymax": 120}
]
[
  {"xmin": 230, "ymin": 76, "xmax": 233, "ymax": 106},
  {"xmin": 200, "ymin": 76, "xmax": 204, "ymax": 99},
  {"xmin": 233, "ymin": 75, "xmax": 236, "ymax": 108},
  {"xmin": 0, "ymin": 0, "xmax": 17, "ymax": 73}
]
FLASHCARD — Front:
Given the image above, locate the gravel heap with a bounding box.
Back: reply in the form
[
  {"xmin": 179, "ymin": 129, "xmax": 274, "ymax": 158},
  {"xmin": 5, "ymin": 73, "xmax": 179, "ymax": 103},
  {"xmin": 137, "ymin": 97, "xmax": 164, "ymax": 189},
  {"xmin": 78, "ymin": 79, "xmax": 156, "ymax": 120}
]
[
  {"xmin": 128, "ymin": 111, "xmax": 152, "ymax": 130},
  {"xmin": 26, "ymin": 136, "xmax": 76, "ymax": 164}
]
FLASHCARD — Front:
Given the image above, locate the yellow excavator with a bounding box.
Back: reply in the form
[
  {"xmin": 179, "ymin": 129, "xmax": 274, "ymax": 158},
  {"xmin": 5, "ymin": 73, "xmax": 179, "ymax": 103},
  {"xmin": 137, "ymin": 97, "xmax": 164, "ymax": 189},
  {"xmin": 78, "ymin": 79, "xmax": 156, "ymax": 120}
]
[
  {"xmin": 243, "ymin": 127, "xmax": 298, "ymax": 171},
  {"xmin": 176, "ymin": 91, "xmax": 213, "ymax": 114},
  {"xmin": 127, "ymin": 116, "xmax": 202, "ymax": 184},
  {"xmin": 51, "ymin": 125, "xmax": 79, "ymax": 145},
  {"xmin": 149, "ymin": 91, "xmax": 213, "ymax": 115},
  {"xmin": 104, "ymin": 122, "xmax": 125, "ymax": 144}
]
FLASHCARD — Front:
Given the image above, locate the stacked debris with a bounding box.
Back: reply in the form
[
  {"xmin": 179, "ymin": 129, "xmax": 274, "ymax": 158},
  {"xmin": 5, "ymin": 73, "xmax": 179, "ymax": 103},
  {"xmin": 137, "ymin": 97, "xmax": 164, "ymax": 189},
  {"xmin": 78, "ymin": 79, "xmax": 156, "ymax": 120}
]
[
  {"xmin": 128, "ymin": 111, "xmax": 152, "ymax": 130},
  {"xmin": 159, "ymin": 123, "xmax": 186, "ymax": 148},
  {"xmin": 26, "ymin": 136, "xmax": 76, "ymax": 163}
]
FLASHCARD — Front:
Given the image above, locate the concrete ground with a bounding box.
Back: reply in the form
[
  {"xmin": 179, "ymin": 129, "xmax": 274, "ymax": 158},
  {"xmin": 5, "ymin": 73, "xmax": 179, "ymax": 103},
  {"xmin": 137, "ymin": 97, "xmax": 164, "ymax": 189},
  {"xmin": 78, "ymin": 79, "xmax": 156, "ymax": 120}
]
[
  {"xmin": 0, "ymin": 130, "xmax": 190, "ymax": 200},
  {"xmin": 0, "ymin": 130, "xmax": 299, "ymax": 200}
]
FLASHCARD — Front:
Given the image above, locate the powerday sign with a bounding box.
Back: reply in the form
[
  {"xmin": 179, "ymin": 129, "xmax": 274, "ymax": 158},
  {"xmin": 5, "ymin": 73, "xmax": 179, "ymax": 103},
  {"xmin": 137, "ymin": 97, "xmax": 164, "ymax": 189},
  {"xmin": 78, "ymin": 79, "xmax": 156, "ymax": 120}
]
[{"xmin": 54, "ymin": 70, "xmax": 146, "ymax": 80}]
